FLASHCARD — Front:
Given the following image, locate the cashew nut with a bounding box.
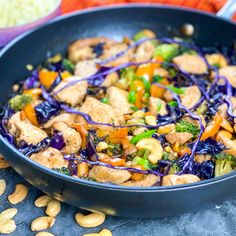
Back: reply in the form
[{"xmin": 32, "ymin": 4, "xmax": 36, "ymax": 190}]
[
  {"xmin": 162, "ymin": 174, "xmax": 200, "ymax": 186},
  {"xmin": 136, "ymin": 138, "xmax": 163, "ymax": 164},
  {"xmin": 75, "ymin": 212, "xmax": 105, "ymax": 228},
  {"xmin": 206, "ymin": 53, "xmax": 227, "ymax": 68},
  {"xmin": 83, "ymin": 229, "xmax": 112, "ymax": 236}
]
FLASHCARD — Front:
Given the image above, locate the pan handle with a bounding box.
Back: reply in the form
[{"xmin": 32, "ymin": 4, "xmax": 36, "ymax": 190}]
[{"xmin": 216, "ymin": 0, "xmax": 236, "ymax": 21}]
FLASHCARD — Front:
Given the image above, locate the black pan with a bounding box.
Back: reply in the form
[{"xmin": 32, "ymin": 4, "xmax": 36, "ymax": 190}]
[{"xmin": 1, "ymin": 4, "xmax": 236, "ymax": 218}]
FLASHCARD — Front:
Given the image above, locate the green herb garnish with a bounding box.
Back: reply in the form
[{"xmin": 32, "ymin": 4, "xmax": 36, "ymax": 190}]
[
  {"xmin": 9, "ymin": 94, "xmax": 32, "ymax": 111},
  {"xmin": 176, "ymin": 120, "xmax": 200, "ymax": 137},
  {"xmin": 52, "ymin": 167, "xmax": 70, "ymax": 176},
  {"xmin": 142, "ymin": 77, "xmax": 151, "ymax": 93},
  {"xmin": 131, "ymin": 106, "xmax": 139, "ymax": 111},
  {"xmin": 130, "ymin": 129, "xmax": 156, "ymax": 144}
]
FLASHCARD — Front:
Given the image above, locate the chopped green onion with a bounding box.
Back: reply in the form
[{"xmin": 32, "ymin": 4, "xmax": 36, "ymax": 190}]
[
  {"xmin": 101, "ymin": 97, "xmax": 109, "ymax": 104},
  {"xmin": 133, "ymin": 30, "xmax": 147, "ymax": 41},
  {"xmin": 167, "ymin": 85, "xmax": 185, "ymax": 95},
  {"xmin": 168, "ymin": 101, "xmax": 178, "ymax": 107},
  {"xmin": 128, "ymin": 91, "xmax": 136, "ymax": 104},
  {"xmin": 131, "ymin": 129, "xmax": 156, "ymax": 144},
  {"xmin": 62, "ymin": 59, "xmax": 75, "ymax": 73},
  {"xmin": 154, "ymin": 44, "xmax": 179, "ymax": 61},
  {"xmin": 131, "ymin": 106, "xmax": 139, "ymax": 111},
  {"xmin": 142, "ymin": 77, "xmax": 151, "ymax": 93},
  {"xmin": 157, "ymin": 100, "xmax": 162, "ymax": 112}
]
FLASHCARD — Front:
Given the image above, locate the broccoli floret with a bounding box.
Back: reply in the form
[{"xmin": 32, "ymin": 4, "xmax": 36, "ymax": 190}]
[
  {"xmin": 154, "ymin": 44, "xmax": 179, "ymax": 61},
  {"xmin": 176, "ymin": 120, "xmax": 200, "ymax": 137},
  {"xmin": 169, "ymin": 163, "xmax": 180, "ymax": 174},
  {"xmin": 214, "ymin": 153, "xmax": 236, "ymax": 177},
  {"xmin": 9, "ymin": 94, "xmax": 32, "ymax": 111}
]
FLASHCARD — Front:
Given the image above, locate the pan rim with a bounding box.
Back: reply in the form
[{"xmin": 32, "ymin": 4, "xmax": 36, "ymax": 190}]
[{"xmin": 1, "ymin": 4, "xmax": 236, "ymax": 192}]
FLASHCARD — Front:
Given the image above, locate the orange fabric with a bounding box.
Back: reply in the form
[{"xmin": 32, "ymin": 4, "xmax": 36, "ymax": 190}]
[{"xmin": 61, "ymin": 0, "xmax": 227, "ymax": 14}]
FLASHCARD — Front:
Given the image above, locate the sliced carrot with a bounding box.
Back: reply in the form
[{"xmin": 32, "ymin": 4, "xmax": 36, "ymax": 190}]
[
  {"xmin": 73, "ymin": 123, "xmax": 88, "ymax": 148},
  {"xmin": 136, "ymin": 63, "xmax": 157, "ymax": 79},
  {"xmin": 150, "ymin": 78, "xmax": 169, "ymax": 98},
  {"xmin": 23, "ymin": 88, "xmax": 42, "ymax": 99},
  {"xmin": 61, "ymin": 71, "xmax": 72, "ymax": 80},
  {"xmin": 179, "ymin": 146, "xmax": 192, "ymax": 156},
  {"xmin": 109, "ymin": 128, "xmax": 128, "ymax": 140},
  {"xmin": 23, "ymin": 103, "xmax": 39, "ymax": 126},
  {"xmin": 99, "ymin": 157, "xmax": 126, "ymax": 166},
  {"xmin": 130, "ymin": 80, "xmax": 145, "ymax": 92},
  {"xmin": 39, "ymin": 69, "xmax": 58, "ymax": 88},
  {"xmin": 121, "ymin": 138, "xmax": 132, "ymax": 150},
  {"xmin": 201, "ymin": 113, "xmax": 223, "ymax": 141}
]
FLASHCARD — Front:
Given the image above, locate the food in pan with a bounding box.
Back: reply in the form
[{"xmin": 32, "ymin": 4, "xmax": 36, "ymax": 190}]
[{"xmin": 1, "ymin": 29, "xmax": 236, "ymax": 187}]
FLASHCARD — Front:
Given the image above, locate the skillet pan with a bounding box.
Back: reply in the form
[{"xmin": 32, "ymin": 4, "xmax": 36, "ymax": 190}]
[{"xmin": 1, "ymin": 4, "xmax": 236, "ymax": 218}]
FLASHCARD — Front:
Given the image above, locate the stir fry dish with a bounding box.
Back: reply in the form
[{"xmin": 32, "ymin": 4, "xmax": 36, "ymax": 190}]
[{"xmin": 1, "ymin": 29, "xmax": 236, "ymax": 187}]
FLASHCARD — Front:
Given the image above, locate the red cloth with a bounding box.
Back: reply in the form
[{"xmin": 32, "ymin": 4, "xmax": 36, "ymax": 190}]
[{"xmin": 61, "ymin": 0, "xmax": 227, "ymax": 14}]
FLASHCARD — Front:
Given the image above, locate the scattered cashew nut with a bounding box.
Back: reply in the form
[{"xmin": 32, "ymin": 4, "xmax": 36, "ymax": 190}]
[
  {"xmin": 0, "ymin": 219, "xmax": 16, "ymax": 234},
  {"xmin": 8, "ymin": 184, "xmax": 28, "ymax": 204},
  {"xmin": 36, "ymin": 232, "xmax": 55, "ymax": 236},
  {"xmin": 75, "ymin": 212, "xmax": 105, "ymax": 228},
  {"xmin": 83, "ymin": 229, "xmax": 112, "ymax": 236},
  {"xmin": 35, "ymin": 195, "xmax": 53, "ymax": 208},
  {"xmin": 46, "ymin": 199, "xmax": 61, "ymax": 217},
  {"xmin": 31, "ymin": 216, "xmax": 55, "ymax": 231},
  {"xmin": 136, "ymin": 138, "xmax": 163, "ymax": 164},
  {"xmin": 0, "ymin": 179, "xmax": 6, "ymax": 196},
  {"xmin": 0, "ymin": 208, "xmax": 17, "ymax": 221}
]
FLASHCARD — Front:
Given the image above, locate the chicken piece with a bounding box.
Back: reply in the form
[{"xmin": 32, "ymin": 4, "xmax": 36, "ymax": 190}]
[
  {"xmin": 8, "ymin": 112, "xmax": 47, "ymax": 145},
  {"xmin": 172, "ymin": 54, "xmax": 208, "ymax": 74},
  {"xmin": 219, "ymin": 66, "xmax": 236, "ymax": 88},
  {"xmin": 68, "ymin": 37, "xmax": 114, "ymax": 63},
  {"xmin": 162, "ymin": 174, "xmax": 200, "ymax": 186},
  {"xmin": 88, "ymin": 166, "xmax": 131, "ymax": 184},
  {"xmin": 75, "ymin": 59, "xmax": 98, "ymax": 78},
  {"xmin": 180, "ymin": 86, "xmax": 201, "ymax": 109},
  {"xmin": 53, "ymin": 76, "xmax": 87, "ymax": 106},
  {"xmin": 166, "ymin": 132, "xmax": 193, "ymax": 145},
  {"xmin": 217, "ymin": 136, "xmax": 236, "ymax": 157},
  {"xmin": 121, "ymin": 174, "xmax": 159, "ymax": 187},
  {"xmin": 206, "ymin": 53, "xmax": 227, "ymax": 68},
  {"xmin": 154, "ymin": 67, "xmax": 169, "ymax": 77},
  {"xmin": 133, "ymin": 41, "xmax": 156, "ymax": 62},
  {"xmin": 163, "ymin": 90, "xmax": 173, "ymax": 102},
  {"xmin": 30, "ymin": 147, "xmax": 68, "ymax": 169},
  {"xmin": 149, "ymin": 97, "xmax": 167, "ymax": 116},
  {"xmin": 194, "ymin": 154, "xmax": 212, "ymax": 163},
  {"xmin": 79, "ymin": 97, "xmax": 124, "ymax": 125},
  {"xmin": 43, "ymin": 113, "xmax": 77, "ymax": 129},
  {"xmin": 101, "ymin": 72, "xmax": 119, "ymax": 88},
  {"xmin": 101, "ymin": 42, "xmax": 133, "ymax": 67},
  {"xmin": 106, "ymin": 86, "xmax": 132, "ymax": 114},
  {"xmin": 53, "ymin": 123, "xmax": 82, "ymax": 154}
]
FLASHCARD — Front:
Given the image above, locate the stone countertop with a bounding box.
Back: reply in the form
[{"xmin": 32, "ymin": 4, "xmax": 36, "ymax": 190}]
[{"xmin": 1, "ymin": 168, "xmax": 236, "ymax": 236}]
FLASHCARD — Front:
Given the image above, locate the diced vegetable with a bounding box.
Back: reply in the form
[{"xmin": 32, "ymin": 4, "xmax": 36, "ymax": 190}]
[
  {"xmin": 131, "ymin": 129, "xmax": 156, "ymax": 144},
  {"xmin": 166, "ymin": 85, "xmax": 185, "ymax": 95},
  {"xmin": 154, "ymin": 44, "xmax": 179, "ymax": 61},
  {"xmin": 9, "ymin": 94, "xmax": 32, "ymax": 111},
  {"xmin": 176, "ymin": 120, "xmax": 200, "ymax": 137}
]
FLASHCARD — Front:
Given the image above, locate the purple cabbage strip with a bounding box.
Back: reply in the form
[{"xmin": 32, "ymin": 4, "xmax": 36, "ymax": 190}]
[
  {"xmin": 52, "ymin": 59, "xmax": 158, "ymax": 96},
  {"xmin": 60, "ymin": 104, "xmax": 158, "ymax": 129},
  {"xmin": 99, "ymin": 37, "xmax": 152, "ymax": 65},
  {"xmin": 63, "ymin": 156, "xmax": 164, "ymax": 177},
  {"xmin": 154, "ymin": 83, "xmax": 204, "ymax": 174}
]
